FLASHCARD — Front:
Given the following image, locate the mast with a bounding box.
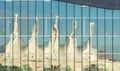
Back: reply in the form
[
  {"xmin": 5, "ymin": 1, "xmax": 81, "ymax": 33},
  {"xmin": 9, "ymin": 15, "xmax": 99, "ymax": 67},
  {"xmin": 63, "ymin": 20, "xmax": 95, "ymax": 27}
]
[
  {"xmin": 89, "ymin": 22, "xmax": 94, "ymax": 48},
  {"xmin": 13, "ymin": 14, "xmax": 19, "ymax": 36}
]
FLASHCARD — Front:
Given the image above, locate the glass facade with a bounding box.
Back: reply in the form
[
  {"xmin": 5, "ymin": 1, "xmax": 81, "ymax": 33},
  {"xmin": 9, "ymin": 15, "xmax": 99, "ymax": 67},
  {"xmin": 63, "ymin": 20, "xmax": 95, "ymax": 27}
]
[{"xmin": 0, "ymin": 0, "xmax": 120, "ymax": 71}]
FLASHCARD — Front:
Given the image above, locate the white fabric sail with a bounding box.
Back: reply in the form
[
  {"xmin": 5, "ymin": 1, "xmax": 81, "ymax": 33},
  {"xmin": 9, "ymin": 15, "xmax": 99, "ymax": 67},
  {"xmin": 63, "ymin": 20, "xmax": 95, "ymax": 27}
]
[
  {"xmin": 83, "ymin": 22, "xmax": 97, "ymax": 66},
  {"xmin": 6, "ymin": 14, "xmax": 25, "ymax": 58},
  {"xmin": 53, "ymin": 16, "xmax": 59, "ymax": 58},
  {"xmin": 13, "ymin": 14, "xmax": 18, "ymax": 36},
  {"xmin": 67, "ymin": 20, "xmax": 77, "ymax": 58},
  {"xmin": 6, "ymin": 34, "xmax": 13, "ymax": 57},
  {"xmin": 45, "ymin": 16, "xmax": 59, "ymax": 59},
  {"xmin": 27, "ymin": 17, "xmax": 39, "ymax": 56}
]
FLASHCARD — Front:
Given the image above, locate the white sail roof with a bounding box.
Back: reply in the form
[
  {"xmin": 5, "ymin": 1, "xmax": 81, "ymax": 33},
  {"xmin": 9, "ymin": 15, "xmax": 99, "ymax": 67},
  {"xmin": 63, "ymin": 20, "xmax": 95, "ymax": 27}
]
[
  {"xmin": 6, "ymin": 14, "xmax": 25, "ymax": 58},
  {"xmin": 45, "ymin": 16, "xmax": 59, "ymax": 59}
]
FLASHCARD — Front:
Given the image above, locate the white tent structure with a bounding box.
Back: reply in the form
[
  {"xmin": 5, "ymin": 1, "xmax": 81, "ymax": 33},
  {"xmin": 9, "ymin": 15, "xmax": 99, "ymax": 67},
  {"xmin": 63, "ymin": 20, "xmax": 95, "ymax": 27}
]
[
  {"xmin": 25, "ymin": 17, "xmax": 42, "ymax": 59},
  {"xmin": 28, "ymin": 17, "xmax": 39, "ymax": 54},
  {"xmin": 4, "ymin": 14, "xmax": 97, "ymax": 68},
  {"xmin": 52, "ymin": 16, "xmax": 59, "ymax": 58},
  {"xmin": 67, "ymin": 20, "xmax": 77, "ymax": 59},
  {"xmin": 6, "ymin": 34, "xmax": 13, "ymax": 58},
  {"xmin": 45, "ymin": 16, "xmax": 59, "ymax": 59},
  {"xmin": 82, "ymin": 22, "xmax": 97, "ymax": 67},
  {"xmin": 6, "ymin": 14, "xmax": 25, "ymax": 58}
]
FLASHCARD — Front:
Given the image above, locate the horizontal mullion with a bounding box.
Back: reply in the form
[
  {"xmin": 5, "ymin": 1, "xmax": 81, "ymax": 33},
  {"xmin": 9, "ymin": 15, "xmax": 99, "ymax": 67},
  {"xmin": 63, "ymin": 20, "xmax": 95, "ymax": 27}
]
[
  {"xmin": 0, "ymin": 17, "xmax": 120, "ymax": 19},
  {"xmin": 1, "ymin": 53, "xmax": 120, "ymax": 55},
  {"xmin": 0, "ymin": 35, "xmax": 119, "ymax": 37}
]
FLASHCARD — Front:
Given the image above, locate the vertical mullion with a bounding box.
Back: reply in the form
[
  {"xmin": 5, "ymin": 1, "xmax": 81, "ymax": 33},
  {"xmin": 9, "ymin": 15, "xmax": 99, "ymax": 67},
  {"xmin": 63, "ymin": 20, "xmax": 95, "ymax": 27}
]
[
  {"xmin": 43, "ymin": 0, "xmax": 44, "ymax": 70},
  {"xmin": 81, "ymin": 5, "xmax": 83, "ymax": 71},
  {"xmin": 112, "ymin": 10, "xmax": 114, "ymax": 71},
  {"xmin": 73, "ymin": 2, "xmax": 75, "ymax": 71},
  {"xmin": 66, "ymin": 1, "xmax": 67, "ymax": 70},
  {"xmin": 58, "ymin": 0, "xmax": 60, "ymax": 71},
  {"xmin": 12, "ymin": 0, "xmax": 14, "ymax": 69},
  {"xmin": 27, "ymin": 0, "xmax": 29, "ymax": 71},
  {"xmin": 104, "ymin": 9, "xmax": 106, "ymax": 71},
  {"xmin": 50, "ymin": 0, "xmax": 52, "ymax": 70},
  {"xmin": 35, "ymin": 0, "xmax": 37, "ymax": 71},
  {"xmin": 20, "ymin": 0, "xmax": 21, "ymax": 70},
  {"xmin": 96, "ymin": 8, "xmax": 98, "ymax": 71},
  {"xmin": 89, "ymin": 6, "xmax": 90, "ymax": 71},
  {"xmin": 4, "ymin": 1, "xmax": 6, "ymax": 71}
]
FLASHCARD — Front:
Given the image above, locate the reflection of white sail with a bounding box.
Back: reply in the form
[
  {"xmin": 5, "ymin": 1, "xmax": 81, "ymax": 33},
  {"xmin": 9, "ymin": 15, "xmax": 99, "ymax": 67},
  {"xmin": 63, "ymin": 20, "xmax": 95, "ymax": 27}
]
[
  {"xmin": 13, "ymin": 14, "xmax": 18, "ymax": 36},
  {"xmin": 6, "ymin": 34, "xmax": 13, "ymax": 57},
  {"xmin": 45, "ymin": 16, "xmax": 59, "ymax": 59},
  {"xmin": 67, "ymin": 20, "xmax": 77, "ymax": 57},
  {"xmin": 31, "ymin": 17, "xmax": 38, "ymax": 37},
  {"xmin": 28, "ymin": 17, "xmax": 39, "ymax": 56},
  {"xmin": 6, "ymin": 14, "xmax": 25, "ymax": 58},
  {"xmin": 5, "ymin": 14, "xmax": 99, "ymax": 67},
  {"xmin": 90, "ymin": 22, "xmax": 94, "ymax": 37},
  {"xmin": 53, "ymin": 16, "xmax": 59, "ymax": 57},
  {"xmin": 83, "ymin": 22, "xmax": 97, "ymax": 63}
]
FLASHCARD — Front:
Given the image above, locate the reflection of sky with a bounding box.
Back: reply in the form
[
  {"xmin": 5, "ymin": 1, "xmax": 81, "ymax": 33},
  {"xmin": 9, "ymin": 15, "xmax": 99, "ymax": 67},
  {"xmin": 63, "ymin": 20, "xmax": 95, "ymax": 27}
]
[{"xmin": 0, "ymin": 1, "xmax": 120, "ymax": 54}]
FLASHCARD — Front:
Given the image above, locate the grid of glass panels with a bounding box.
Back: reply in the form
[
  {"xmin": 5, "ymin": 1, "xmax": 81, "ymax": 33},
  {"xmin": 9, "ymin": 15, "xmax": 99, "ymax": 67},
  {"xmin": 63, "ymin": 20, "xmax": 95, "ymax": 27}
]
[{"xmin": 0, "ymin": 0, "xmax": 120, "ymax": 71}]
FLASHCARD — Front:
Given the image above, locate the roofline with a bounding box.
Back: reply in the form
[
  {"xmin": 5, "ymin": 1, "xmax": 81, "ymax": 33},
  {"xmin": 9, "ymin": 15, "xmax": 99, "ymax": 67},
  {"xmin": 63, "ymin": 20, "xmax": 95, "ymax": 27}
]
[{"xmin": 54, "ymin": 0, "xmax": 120, "ymax": 10}]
